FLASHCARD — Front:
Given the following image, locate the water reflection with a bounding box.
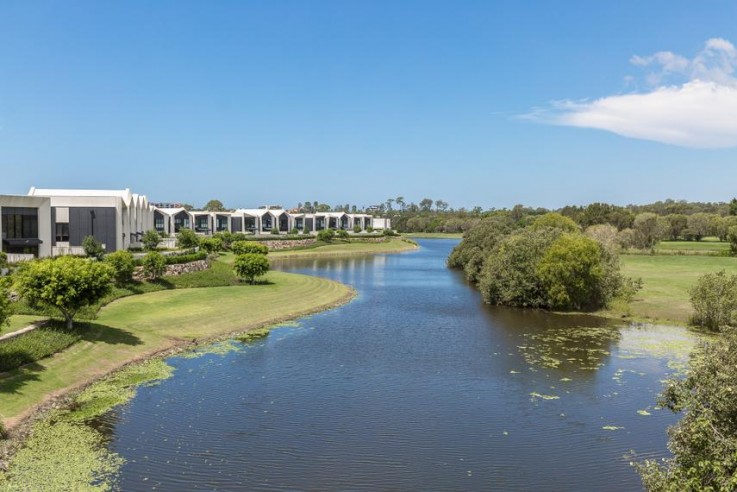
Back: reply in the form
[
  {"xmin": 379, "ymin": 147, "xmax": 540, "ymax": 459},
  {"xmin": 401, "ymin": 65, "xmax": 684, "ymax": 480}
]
[{"xmin": 102, "ymin": 239, "xmax": 697, "ymax": 491}]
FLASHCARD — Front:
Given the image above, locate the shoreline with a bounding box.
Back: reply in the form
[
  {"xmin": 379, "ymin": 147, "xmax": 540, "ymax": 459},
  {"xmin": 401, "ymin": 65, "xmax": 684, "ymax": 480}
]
[{"xmin": 0, "ymin": 274, "xmax": 355, "ymax": 434}]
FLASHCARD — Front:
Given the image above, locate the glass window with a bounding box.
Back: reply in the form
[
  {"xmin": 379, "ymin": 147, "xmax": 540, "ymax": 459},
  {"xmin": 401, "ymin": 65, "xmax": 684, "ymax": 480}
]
[{"xmin": 55, "ymin": 223, "xmax": 70, "ymax": 242}]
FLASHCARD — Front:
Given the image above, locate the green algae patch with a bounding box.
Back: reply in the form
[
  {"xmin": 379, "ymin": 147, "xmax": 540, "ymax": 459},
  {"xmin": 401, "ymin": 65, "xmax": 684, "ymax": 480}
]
[
  {"xmin": 64, "ymin": 359, "xmax": 174, "ymax": 422},
  {"xmin": 602, "ymin": 425, "xmax": 624, "ymax": 431},
  {"xmin": 179, "ymin": 339, "xmax": 243, "ymax": 359},
  {"xmin": 615, "ymin": 324, "xmax": 701, "ymax": 377},
  {"xmin": 237, "ymin": 327, "xmax": 272, "ymax": 343},
  {"xmin": 637, "ymin": 410, "xmax": 652, "ymax": 416},
  {"xmin": 0, "ymin": 420, "xmax": 123, "ymax": 491},
  {"xmin": 0, "ymin": 359, "xmax": 174, "ymax": 490},
  {"xmin": 530, "ymin": 392, "xmax": 560, "ymax": 401},
  {"xmin": 519, "ymin": 326, "xmax": 621, "ymax": 371}
]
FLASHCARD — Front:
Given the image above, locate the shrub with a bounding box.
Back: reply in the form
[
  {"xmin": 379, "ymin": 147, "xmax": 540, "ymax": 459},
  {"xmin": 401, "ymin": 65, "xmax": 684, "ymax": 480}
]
[
  {"xmin": 382, "ymin": 229, "xmax": 398, "ymax": 236},
  {"xmin": 0, "ymin": 277, "xmax": 11, "ymax": 329},
  {"xmin": 290, "ymin": 228, "xmax": 299, "ymax": 235},
  {"xmin": 447, "ymin": 217, "xmax": 513, "ymax": 282},
  {"xmin": 164, "ymin": 251, "xmax": 207, "ymax": 265},
  {"xmin": 0, "ymin": 323, "xmax": 83, "ymax": 372},
  {"xmin": 82, "ymin": 236, "xmax": 104, "ymax": 259},
  {"xmin": 353, "ymin": 225, "xmax": 362, "ymax": 233},
  {"xmin": 317, "ymin": 229, "xmax": 335, "ymax": 242},
  {"xmin": 336, "ymin": 229, "xmax": 349, "ymax": 239},
  {"xmin": 231, "ymin": 241, "xmax": 269, "ymax": 256},
  {"xmin": 199, "ymin": 237, "xmax": 223, "ymax": 253},
  {"xmin": 0, "ymin": 251, "xmax": 7, "ymax": 268},
  {"xmin": 104, "ymin": 250, "xmax": 136, "ymax": 286},
  {"xmin": 689, "ymin": 270, "xmax": 737, "ymax": 331},
  {"xmin": 214, "ymin": 231, "xmax": 235, "ymax": 250},
  {"xmin": 366, "ymin": 226, "xmax": 374, "ymax": 233},
  {"xmin": 233, "ymin": 253, "xmax": 270, "ymax": 284},
  {"xmin": 176, "ymin": 228, "xmax": 200, "ymax": 249},
  {"xmin": 141, "ymin": 229, "xmax": 161, "ymax": 251},
  {"xmin": 141, "ymin": 252, "xmax": 166, "ymax": 280},
  {"xmin": 270, "ymin": 228, "xmax": 280, "ymax": 235},
  {"xmin": 15, "ymin": 256, "xmax": 113, "ymax": 329}
]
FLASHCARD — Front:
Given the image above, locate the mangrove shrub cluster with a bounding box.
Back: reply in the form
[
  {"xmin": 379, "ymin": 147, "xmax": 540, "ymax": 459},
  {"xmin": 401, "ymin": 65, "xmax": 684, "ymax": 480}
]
[{"xmin": 448, "ymin": 213, "xmax": 637, "ymax": 311}]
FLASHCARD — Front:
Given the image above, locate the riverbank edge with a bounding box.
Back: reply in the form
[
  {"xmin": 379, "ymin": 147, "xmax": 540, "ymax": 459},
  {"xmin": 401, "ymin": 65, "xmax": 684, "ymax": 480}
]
[
  {"xmin": 0, "ymin": 279, "xmax": 356, "ymax": 467},
  {"xmin": 269, "ymin": 239, "xmax": 419, "ymax": 259}
]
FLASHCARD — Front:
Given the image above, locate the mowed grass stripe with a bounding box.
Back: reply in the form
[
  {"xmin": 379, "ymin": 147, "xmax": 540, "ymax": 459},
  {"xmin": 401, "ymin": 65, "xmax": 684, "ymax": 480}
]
[{"xmin": 0, "ymin": 270, "xmax": 353, "ymax": 424}]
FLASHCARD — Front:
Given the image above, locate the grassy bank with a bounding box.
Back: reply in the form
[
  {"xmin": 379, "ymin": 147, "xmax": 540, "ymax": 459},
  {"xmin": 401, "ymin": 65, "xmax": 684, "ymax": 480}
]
[
  {"xmin": 2, "ymin": 316, "xmax": 46, "ymax": 336},
  {"xmin": 0, "ymin": 270, "xmax": 353, "ymax": 427},
  {"xmin": 268, "ymin": 237, "xmax": 418, "ymax": 259},
  {"xmin": 403, "ymin": 232, "xmax": 463, "ymax": 239},
  {"xmin": 603, "ymin": 254, "xmax": 737, "ymax": 324}
]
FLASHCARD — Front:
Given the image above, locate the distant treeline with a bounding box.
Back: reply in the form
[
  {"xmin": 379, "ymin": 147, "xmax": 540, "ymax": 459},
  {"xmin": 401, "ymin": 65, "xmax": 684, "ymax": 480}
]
[{"xmin": 385, "ymin": 198, "xmax": 737, "ymax": 240}]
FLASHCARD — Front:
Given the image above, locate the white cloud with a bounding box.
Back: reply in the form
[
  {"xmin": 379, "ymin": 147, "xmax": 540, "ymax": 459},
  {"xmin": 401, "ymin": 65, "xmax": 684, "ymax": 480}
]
[{"xmin": 530, "ymin": 38, "xmax": 737, "ymax": 148}]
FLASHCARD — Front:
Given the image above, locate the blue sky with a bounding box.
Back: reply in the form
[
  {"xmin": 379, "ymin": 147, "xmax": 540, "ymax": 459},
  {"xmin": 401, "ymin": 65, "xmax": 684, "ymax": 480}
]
[{"xmin": 1, "ymin": 1, "xmax": 736, "ymax": 210}]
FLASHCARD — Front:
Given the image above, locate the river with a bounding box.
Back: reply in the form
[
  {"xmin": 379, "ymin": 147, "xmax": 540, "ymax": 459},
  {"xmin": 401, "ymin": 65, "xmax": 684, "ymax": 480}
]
[{"xmin": 98, "ymin": 239, "xmax": 694, "ymax": 490}]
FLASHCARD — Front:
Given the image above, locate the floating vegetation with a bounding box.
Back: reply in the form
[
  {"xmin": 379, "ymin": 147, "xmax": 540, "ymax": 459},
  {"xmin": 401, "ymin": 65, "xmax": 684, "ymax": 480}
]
[
  {"xmin": 518, "ymin": 326, "xmax": 620, "ymax": 371},
  {"xmin": 637, "ymin": 410, "xmax": 651, "ymax": 416},
  {"xmin": 602, "ymin": 425, "xmax": 624, "ymax": 431},
  {"xmin": 529, "ymin": 392, "xmax": 560, "ymax": 401},
  {"xmin": 509, "ymin": 370, "xmax": 520, "ymax": 374},
  {"xmin": 560, "ymin": 377, "xmax": 572, "ymax": 382},
  {"xmin": 0, "ymin": 420, "xmax": 123, "ymax": 491},
  {"xmin": 237, "ymin": 327, "xmax": 272, "ymax": 343},
  {"xmin": 616, "ymin": 325, "xmax": 700, "ymax": 377},
  {"xmin": 180, "ymin": 339, "xmax": 242, "ymax": 359},
  {"xmin": 0, "ymin": 359, "xmax": 174, "ymax": 490}
]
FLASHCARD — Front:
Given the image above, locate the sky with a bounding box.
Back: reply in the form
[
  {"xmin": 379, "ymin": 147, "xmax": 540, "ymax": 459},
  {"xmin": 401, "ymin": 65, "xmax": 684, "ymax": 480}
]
[{"xmin": 1, "ymin": 1, "xmax": 736, "ymax": 210}]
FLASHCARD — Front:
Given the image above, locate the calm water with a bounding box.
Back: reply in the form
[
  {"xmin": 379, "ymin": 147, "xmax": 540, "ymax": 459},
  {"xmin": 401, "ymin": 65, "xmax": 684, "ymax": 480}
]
[{"xmin": 101, "ymin": 239, "xmax": 694, "ymax": 491}]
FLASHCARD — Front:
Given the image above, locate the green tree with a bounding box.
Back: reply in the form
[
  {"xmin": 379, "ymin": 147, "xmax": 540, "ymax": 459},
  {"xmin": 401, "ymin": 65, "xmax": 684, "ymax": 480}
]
[
  {"xmin": 231, "ymin": 241, "xmax": 268, "ymax": 256},
  {"xmin": 537, "ymin": 233, "xmax": 621, "ymax": 310},
  {"xmin": 689, "ymin": 270, "xmax": 737, "ymax": 331},
  {"xmin": 176, "ymin": 228, "xmax": 200, "ymax": 249},
  {"xmin": 15, "ymin": 256, "xmax": 113, "ymax": 329},
  {"xmin": 419, "ymin": 198, "xmax": 434, "ymax": 211},
  {"xmin": 204, "ymin": 199, "xmax": 226, "ymax": 212},
  {"xmin": 530, "ymin": 213, "xmax": 580, "ymax": 233},
  {"xmin": 447, "ymin": 217, "xmax": 513, "ymax": 283},
  {"xmin": 141, "ymin": 229, "xmax": 161, "ymax": 251},
  {"xmin": 709, "ymin": 215, "xmax": 728, "ymax": 241},
  {"xmin": 686, "ymin": 213, "xmax": 712, "ymax": 241},
  {"xmin": 141, "ymin": 251, "xmax": 166, "ymax": 280},
  {"xmin": 636, "ymin": 329, "xmax": 737, "ymax": 491},
  {"xmin": 633, "ymin": 213, "xmax": 666, "ymax": 249},
  {"xmin": 233, "ymin": 253, "xmax": 270, "ymax": 284},
  {"xmin": 728, "ymin": 225, "xmax": 737, "ymax": 257},
  {"xmin": 82, "ymin": 235, "xmax": 104, "ymax": 259},
  {"xmin": 104, "ymin": 250, "xmax": 136, "ymax": 286},
  {"xmin": 665, "ymin": 214, "xmax": 688, "ymax": 240},
  {"xmin": 730, "ymin": 197, "xmax": 737, "ymax": 216}
]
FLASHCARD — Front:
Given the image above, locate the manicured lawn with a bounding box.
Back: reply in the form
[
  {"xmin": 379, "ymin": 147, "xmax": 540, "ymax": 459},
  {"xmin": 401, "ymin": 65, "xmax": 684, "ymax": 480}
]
[
  {"xmin": 655, "ymin": 238, "xmax": 729, "ymax": 253},
  {"xmin": 2, "ymin": 315, "xmax": 47, "ymax": 336},
  {"xmin": 0, "ymin": 270, "xmax": 353, "ymax": 425},
  {"xmin": 614, "ymin": 254, "xmax": 737, "ymax": 324}
]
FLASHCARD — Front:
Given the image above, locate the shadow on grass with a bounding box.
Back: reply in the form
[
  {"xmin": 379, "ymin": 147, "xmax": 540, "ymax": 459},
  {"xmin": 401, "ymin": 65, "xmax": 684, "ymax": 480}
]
[{"xmin": 0, "ymin": 322, "xmax": 143, "ymax": 394}]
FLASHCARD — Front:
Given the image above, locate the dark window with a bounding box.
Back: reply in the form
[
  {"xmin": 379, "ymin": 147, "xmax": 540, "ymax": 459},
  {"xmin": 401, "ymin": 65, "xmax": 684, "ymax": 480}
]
[
  {"xmin": 2, "ymin": 207, "xmax": 38, "ymax": 239},
  {"xmin": 55, "ymin": 223, "xmax": 70, "ymax": 242},
  {"xmin": 154, "ymin": 216, "xmax": 165, "ymax": 231}
]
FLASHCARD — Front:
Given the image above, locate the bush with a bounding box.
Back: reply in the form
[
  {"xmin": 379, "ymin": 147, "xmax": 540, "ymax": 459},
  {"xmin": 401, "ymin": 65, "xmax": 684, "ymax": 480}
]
[
  {"xmin": 353, "ymin": 225, "xmax": 362, "ymax": 233},
  {"xmin": 447, "ymin": 217, "xmax": 513, "ymax": 283},
  {"xmin": 141, "ymin": 252, "xmax": 166, "ymax": 280},
  {"xmin": 530, "ymin": 213, "xmax": 580, "ymax": 233},
  {"xmin": 637, "ymin": 329, "xmax": 737, "ymax": 490},
  {"xmin": 336, "ymin": 229, "xmax": 349, "ymax": 239},
  {"xmin": 689, "ymin": 270, "xmax": 737, "ymax": 331},
  {"xmin": 0, "ymin": 277, "xmax": 11, "ymax": 329},
  {"xmin": 382, "ymin": 229, "xmax": 398, "ymax": 236},
  {"xmin": 317, "ymin": 229, "xmax": 335, "ymax": 242},
  {"xmin": 231, "ymin": 241, "xmax": 268, "ymax": 256},
  {"xmin": 290, "ymin": 228, "xmax": 299, "ymax": 235},
  {"xmin": 271, "ymin": 228, "xmax": 280, "ymax": 235},
  {"xmin": 82, "ymin": 235, "xmax": 104, "ymax": 259},
  {"xmin": 728, "ymin": 225, "xmax": 737, "ymax": 257},
  {"xmin": 199, "ymin": 237, "xmax": 223, "ymax": 253},
  {"xmin": 141, "ymin": 229, "xmax": 161, "ymax": 251},
  {"xmin": 0, "ymin": 251, "xmax": 7, "ymax": 268},
  {"xmin": 214, "ymin": 231, "xmax": 235, "ymax": 250},
  {"xmin": 366, "ymin": 226, "xmax": 374, "ymax": 233},
  {"xmin": 233, "ymin": 253, "xmax": 270, "ymax": 284},
  {"xmin": 104, "ymin": 250, "xmax": 136, "ymax": 286},
  {"xmin": 176, "ymin": 228, "xmax": 200, "ymax": 249}
]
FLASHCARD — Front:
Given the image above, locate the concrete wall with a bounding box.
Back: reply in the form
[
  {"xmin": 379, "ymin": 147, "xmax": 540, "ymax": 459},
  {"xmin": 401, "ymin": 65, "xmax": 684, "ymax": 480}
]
[{"xmin": 0, "ymin": 195, "xmax": 52, "ymax": 257}]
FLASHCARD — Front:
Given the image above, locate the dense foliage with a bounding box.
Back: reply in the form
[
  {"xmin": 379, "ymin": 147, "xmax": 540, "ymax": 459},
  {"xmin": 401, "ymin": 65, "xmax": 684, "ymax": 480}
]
[
  {"xmin": 637, "ymin": 329, "xmax": 737, "ymax": 491},
  {"xmin": 176, "ymin": 228, "xmax": 200, "ymax": 249},
  {"xmin": 104, "ymin": 250, "xmax": 136, "ymax": 286},
  {"xmin": 200, "ymin": 237, "xmax": 223, "ymax": 253},
  {"xmin": 231, "ymin": 241, "xmax": 269, "ymax": 256},
  {"xmin": 0, "ymin": 277, "xmax": 10, "ymax": 329},
  {"xmin": 141, "ymin": 252, "xmax": 166, "ymax": 280},
  {"xmin": 689, "ymin": 271, "xmax": 737, "ymax": 331},
  {"xmin": 141, "ymin": 229, "xmax": 161, "ymax": 251},
  {"xmin": 81, "ymin": 235, "xmax": 104, "ymax": 259},
  {"xmin": 15, "ymin": 256, "xmax": 113, "ymax": 328},
  {"xmin": 317, "ymin": 229, "xmax": 335, "ymax": 242},
  {"xmin": 233, "ymin": 253, "xmax": 270, "ymax": 284},
  {"xmin": 449, "ymin": 213, "xmax": 633, "ymax": 311},
  {"xmin": 0, "ymin": 323, "xmax": 83, "ymax": 372}
]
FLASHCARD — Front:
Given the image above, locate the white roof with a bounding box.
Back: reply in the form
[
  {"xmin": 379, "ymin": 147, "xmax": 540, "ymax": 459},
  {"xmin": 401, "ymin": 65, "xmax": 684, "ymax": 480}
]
[
  {"xmin": 29, "ymin": 187, "xmax": 132, "ymax": 198},
  {"xmin": 154, "ymin": 207, "xmax": 190, "ymax": 216}
]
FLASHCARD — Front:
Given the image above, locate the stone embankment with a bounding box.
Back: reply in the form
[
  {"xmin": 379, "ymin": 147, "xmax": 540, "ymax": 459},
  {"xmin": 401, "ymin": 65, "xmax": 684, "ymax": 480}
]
[{"xmin": 133, "ymin": 260, "xmax": 209, "ymax": 281}]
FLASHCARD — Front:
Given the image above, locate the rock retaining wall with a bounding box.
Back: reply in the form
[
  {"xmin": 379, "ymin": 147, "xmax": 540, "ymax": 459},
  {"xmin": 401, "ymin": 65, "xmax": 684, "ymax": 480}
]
[{"xmin": 133, "ymin": 260, "xmax": 209, "ymax": 281}]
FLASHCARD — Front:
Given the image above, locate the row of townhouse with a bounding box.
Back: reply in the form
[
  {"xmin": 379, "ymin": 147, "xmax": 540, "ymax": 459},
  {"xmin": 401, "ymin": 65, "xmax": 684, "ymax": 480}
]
[
  {"xmin": 153, "ymin": 206, "xmax": 388, "ymax": 236},
  {"xmin": 1, "ymin": 188, "xmax": 390, "ymax": 260}
]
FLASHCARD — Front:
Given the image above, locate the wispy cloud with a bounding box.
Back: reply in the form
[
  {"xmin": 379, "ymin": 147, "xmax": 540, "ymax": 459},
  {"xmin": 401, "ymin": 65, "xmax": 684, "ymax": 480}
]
[{"xmin": 527, "ymin": 38, "xmax": 737, "ymax": 148}]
